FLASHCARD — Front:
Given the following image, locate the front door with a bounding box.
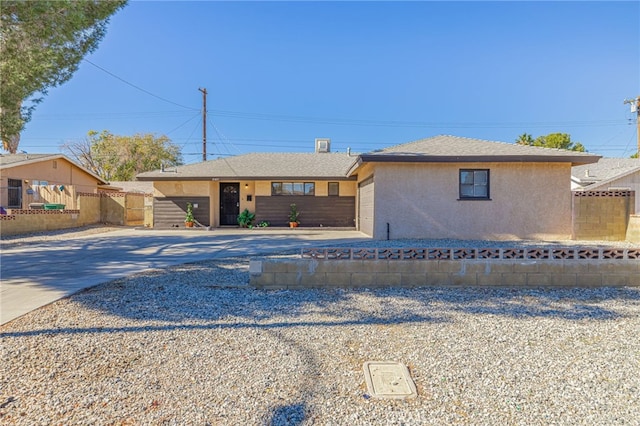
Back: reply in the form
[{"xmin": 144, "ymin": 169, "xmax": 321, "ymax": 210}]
[{"xmin": 220, "ymin": 183, "xmax": 240, "ymax": 225}]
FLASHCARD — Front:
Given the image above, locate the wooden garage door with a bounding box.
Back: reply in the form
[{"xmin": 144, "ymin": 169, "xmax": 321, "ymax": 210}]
[
  {"xmin": 153, "ymin": 197, "xmax": 210, "ymax": 228},
  {"xmin": 358, "ymin": 177, "xmax": 374, "ymax": 236}
]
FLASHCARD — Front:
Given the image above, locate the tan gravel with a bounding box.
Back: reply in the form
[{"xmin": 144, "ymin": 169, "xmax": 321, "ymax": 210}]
[{"xmin": 1, "ymin": 256, "xmax": 639, "ymax": 425}]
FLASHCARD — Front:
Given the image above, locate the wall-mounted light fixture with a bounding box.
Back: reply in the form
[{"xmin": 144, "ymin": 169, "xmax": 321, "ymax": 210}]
[
  {"xmin": 24, "ymin": 179, "xmax": 29, "ymax": 183},
  {"xmin": 245, "ymin": 183, "xmax": 249, "ymax": 188}
]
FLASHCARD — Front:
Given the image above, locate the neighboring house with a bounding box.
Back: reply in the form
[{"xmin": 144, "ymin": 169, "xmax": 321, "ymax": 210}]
[
  {"xmin": 137, "ymin": 139, "xmax": 358, "ymax": 228},
  {"xmin": 572, "ymin": 158, "xmax": 640, "ymax": 213},
  {"xmin": 0, "ymin": 153, "xmax": 107, "ymax": 209},
  {"xmin": 103, "ymin": 181, "xmax": 154, "ymax": 194},
  {"xmin": 137, "ymin": 135, "xmax": 600, "ymax": 239}
]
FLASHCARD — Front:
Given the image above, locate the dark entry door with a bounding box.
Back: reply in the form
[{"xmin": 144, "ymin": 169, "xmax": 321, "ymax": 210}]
[
  {"xmin": 8, "ymin": 178, "xmax": 22, "ymax": 208},
  {"xmin": 220, "ymin": 183, "xmax": 240, "ymax": 225}
]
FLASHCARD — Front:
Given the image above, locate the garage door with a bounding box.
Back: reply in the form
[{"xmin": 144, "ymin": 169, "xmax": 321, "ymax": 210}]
[
  {"xmin": 358, "ymin": 177, "xmax": 374, "ymax": 236},
  {"xmin": 153, "ymin": 197, "xmax": 210, "ymax": 228}
]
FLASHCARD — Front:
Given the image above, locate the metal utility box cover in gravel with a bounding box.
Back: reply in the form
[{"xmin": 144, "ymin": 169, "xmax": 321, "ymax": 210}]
[{"xmin": 363, "ymin": 361, "xmax": 417, "ymax": 399}]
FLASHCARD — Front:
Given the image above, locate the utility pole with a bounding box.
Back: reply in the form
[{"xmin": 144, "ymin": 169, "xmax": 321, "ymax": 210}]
[
  {"xmin": 199, "ymin": 87, "xmax": 207, "ymax": 161},
  {"xmin": 623, "ymin": 96, "xmax": 640, "ymax": 156}
]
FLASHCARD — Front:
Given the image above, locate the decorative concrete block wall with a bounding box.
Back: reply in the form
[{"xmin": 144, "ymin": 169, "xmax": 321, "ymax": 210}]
[
  {"xmin": 0, "ymin": 209, "xmax": 83, "ymax": 236},
  {"xmin": 573, "ymin": 190, "xmax": 635, "ymax": 241},
  {"xmin": 250, "ymin": 247, "xmax": 640, "ymax": 289},
  {"xmin": 0, "ymin": 192, "xmax": 143, "ymax": 236}
]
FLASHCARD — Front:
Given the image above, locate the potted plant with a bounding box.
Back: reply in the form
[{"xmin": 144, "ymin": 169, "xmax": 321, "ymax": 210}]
[
  {"xmin": 288, "ymin": 203, "xmax": 300, "ymax": 228},
  {"xmin": 184, "ymin": 202, "xmax": 195, "ymax": 227},
  {"xmin": 237, "ymin": 208, "xmax": 256, "ymax": 228}
]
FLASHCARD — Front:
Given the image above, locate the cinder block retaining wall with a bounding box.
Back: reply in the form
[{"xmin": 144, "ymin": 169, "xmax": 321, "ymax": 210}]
[
  {"xmin": 627, "ymin": 215, "xmax": 640, "ymax": 242},
  {"xmin": 0, "ymin": 192, "xmax": 148, "ymax": 236},
  {"xmin": 250, "ymin": 248, "xmax": 640, "ymax": 289},
  {"xmin": 573, "ymin": 190, "xmax": 635, "ymax": 241},
  {"xmin": 0, "ymin": 194, "xmax": 100, "ymax": 236}
]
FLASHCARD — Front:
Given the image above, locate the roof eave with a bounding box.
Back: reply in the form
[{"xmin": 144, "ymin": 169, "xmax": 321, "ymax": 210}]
[
  {"xmin": 137, "ymin": 175, "xmax": 356, "ymax": 181},
  {"xmin": 358, "ymin": 154, "xmax": 601, "ymax": 166},
  {"xmin": 346, "ymin": 157, "xmax": 365, "ymax": 177}
]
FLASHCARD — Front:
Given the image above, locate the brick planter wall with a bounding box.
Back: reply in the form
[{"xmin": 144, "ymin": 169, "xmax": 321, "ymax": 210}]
[{"xmin": 250, "ymin": 247, "xmax": 640, "ymax": 289}]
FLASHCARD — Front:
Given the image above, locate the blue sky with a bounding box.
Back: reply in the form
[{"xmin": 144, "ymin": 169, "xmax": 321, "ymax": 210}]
[{"xmin": 17, "ymin": 1, "xmax": 640, "ymax": 163}]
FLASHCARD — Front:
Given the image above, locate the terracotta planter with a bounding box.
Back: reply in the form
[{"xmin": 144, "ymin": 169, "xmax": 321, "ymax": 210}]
[
  {"xmin": 185, "ymin": 222, "xmax": 194, "ymax": 228},
  {"xmin": 289, "ymin": 222, "xmax": 298, "ymax": 228}
]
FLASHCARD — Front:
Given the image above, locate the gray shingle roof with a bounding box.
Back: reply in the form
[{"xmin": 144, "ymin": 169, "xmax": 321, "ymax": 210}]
[
  {"xmin": 137, "ymin": 152, "xmax": 358, "ymax": 181},
  {"xmin": 358, "ymin": 135, "xmax": 600, "ymax": 164},
  {"xmin": 345, "ymin": 135, "xmax": 600, "ymax": 176},
  {"xmin": 106, "ymin": 181, "xmax": 154, "ymax": 193},
  {"xmin": 0, "ymin": 153, "xmax": 61, "ymax": 167},
  {"xmin": 572, "ymin": 158, "xmax": 640, "ymax": 190},
  {"xmin": 136, "ymin": 135, "xmax": 602, "ymax": 181}
]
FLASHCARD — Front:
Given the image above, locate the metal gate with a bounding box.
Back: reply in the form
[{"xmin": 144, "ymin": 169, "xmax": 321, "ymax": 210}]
[
  {"xmin": 220, "ymin": 183, "xmax": 240, "ymax": 225},
  {"xmin": 7, "ymin": 179, "xmax": 22, "ymax": 208}
]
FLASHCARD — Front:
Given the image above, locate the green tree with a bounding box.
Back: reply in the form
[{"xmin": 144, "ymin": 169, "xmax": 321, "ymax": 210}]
[
  {"xmin": 515, "ymin": 132, "xmax": 585, "ymax": 152},
  {"xmin": 515, "ymin": 133, "xmax": 534, "ymax": 146},
  {"xmin": 1, "ymin": 0, "xmax": 127, "ymax": 152},
  {"xmin": 62, "ymin": 130, "xmax": 183, "ymax": 181},
  {"xmin": 534, "ymin": 133, "xmax": 585, "ymax": 152}
]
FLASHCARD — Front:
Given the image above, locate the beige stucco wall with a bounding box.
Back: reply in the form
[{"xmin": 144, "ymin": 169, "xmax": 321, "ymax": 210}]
[
  {"xmin": 153, "ymin": 181, "xmax": 211, "ymax": 197},
  {"xmin": 365, "ymin": 162, "xmax": 573, "ymax": 240},
  {"xmin": 255, "ymin": 181, "xmax": 271, "ymax": 196},
  {"xmin": 239, "ymin": 181, "xmax": 256, "ymax": 214},
  {"xmin": 1, "ymin": 158, "xmax": 101, "ymax": 207}
]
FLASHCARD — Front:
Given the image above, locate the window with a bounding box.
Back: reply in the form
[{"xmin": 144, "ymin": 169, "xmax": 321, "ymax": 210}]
[
  {"xmin": 282, "ymin": 182, "xmax": 293, "ymax": 195},
  {"xmin": 459, "ymin": 169, "xmax": 490, "ymax": 200},
  {"xmin": 304, "ymin": 182, "xmax": 315, "ymax": 196},
  {"xmin": 272, "ymin": 182, "xmax": 315, "ymax": 196},
  {"xmin": 328, "ymin": 182, "xmax": 339, "ymax": 196}
]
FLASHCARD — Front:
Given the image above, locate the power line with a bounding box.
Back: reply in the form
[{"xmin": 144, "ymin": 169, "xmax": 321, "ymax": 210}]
[
  {"xmin": 207, "ymin": 108, "xmax": 627, "ymax": 129},
  {"xmin": 164, "ymin": 112, "xmax": 202, "ymax": 136},
  {"xmin": 84, "ymin": 59, "xmax": 198, "ymax": 111},
  {"xmin": 32, "ymin": 110, "xmax": 197, "ymax": 120},
  {"xmin": 208, "ymin": 117, "xmax": 241, "ymax": 156}
]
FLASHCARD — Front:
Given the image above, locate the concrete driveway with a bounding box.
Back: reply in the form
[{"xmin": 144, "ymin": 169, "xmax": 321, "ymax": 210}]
[{"xmin": 0, "ymin": 228, "xmax": 369, "ymax": 325}]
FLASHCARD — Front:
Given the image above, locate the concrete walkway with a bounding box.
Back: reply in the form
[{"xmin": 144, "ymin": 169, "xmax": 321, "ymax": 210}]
[{"xmin": 0, "ymin": 228, "xmax": 369, "ymax": 325}]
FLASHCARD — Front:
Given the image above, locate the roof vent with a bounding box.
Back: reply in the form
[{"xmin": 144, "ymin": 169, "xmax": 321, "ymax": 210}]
[{"xmin": 315, "ymin": 138, "xmax": 331, "ymax": 153}]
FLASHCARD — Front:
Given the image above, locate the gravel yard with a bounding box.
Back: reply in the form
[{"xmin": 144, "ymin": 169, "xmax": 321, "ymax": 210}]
[{"xmin": 2, "ymin": 253, "xmax": 640, "ymax": 425}]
